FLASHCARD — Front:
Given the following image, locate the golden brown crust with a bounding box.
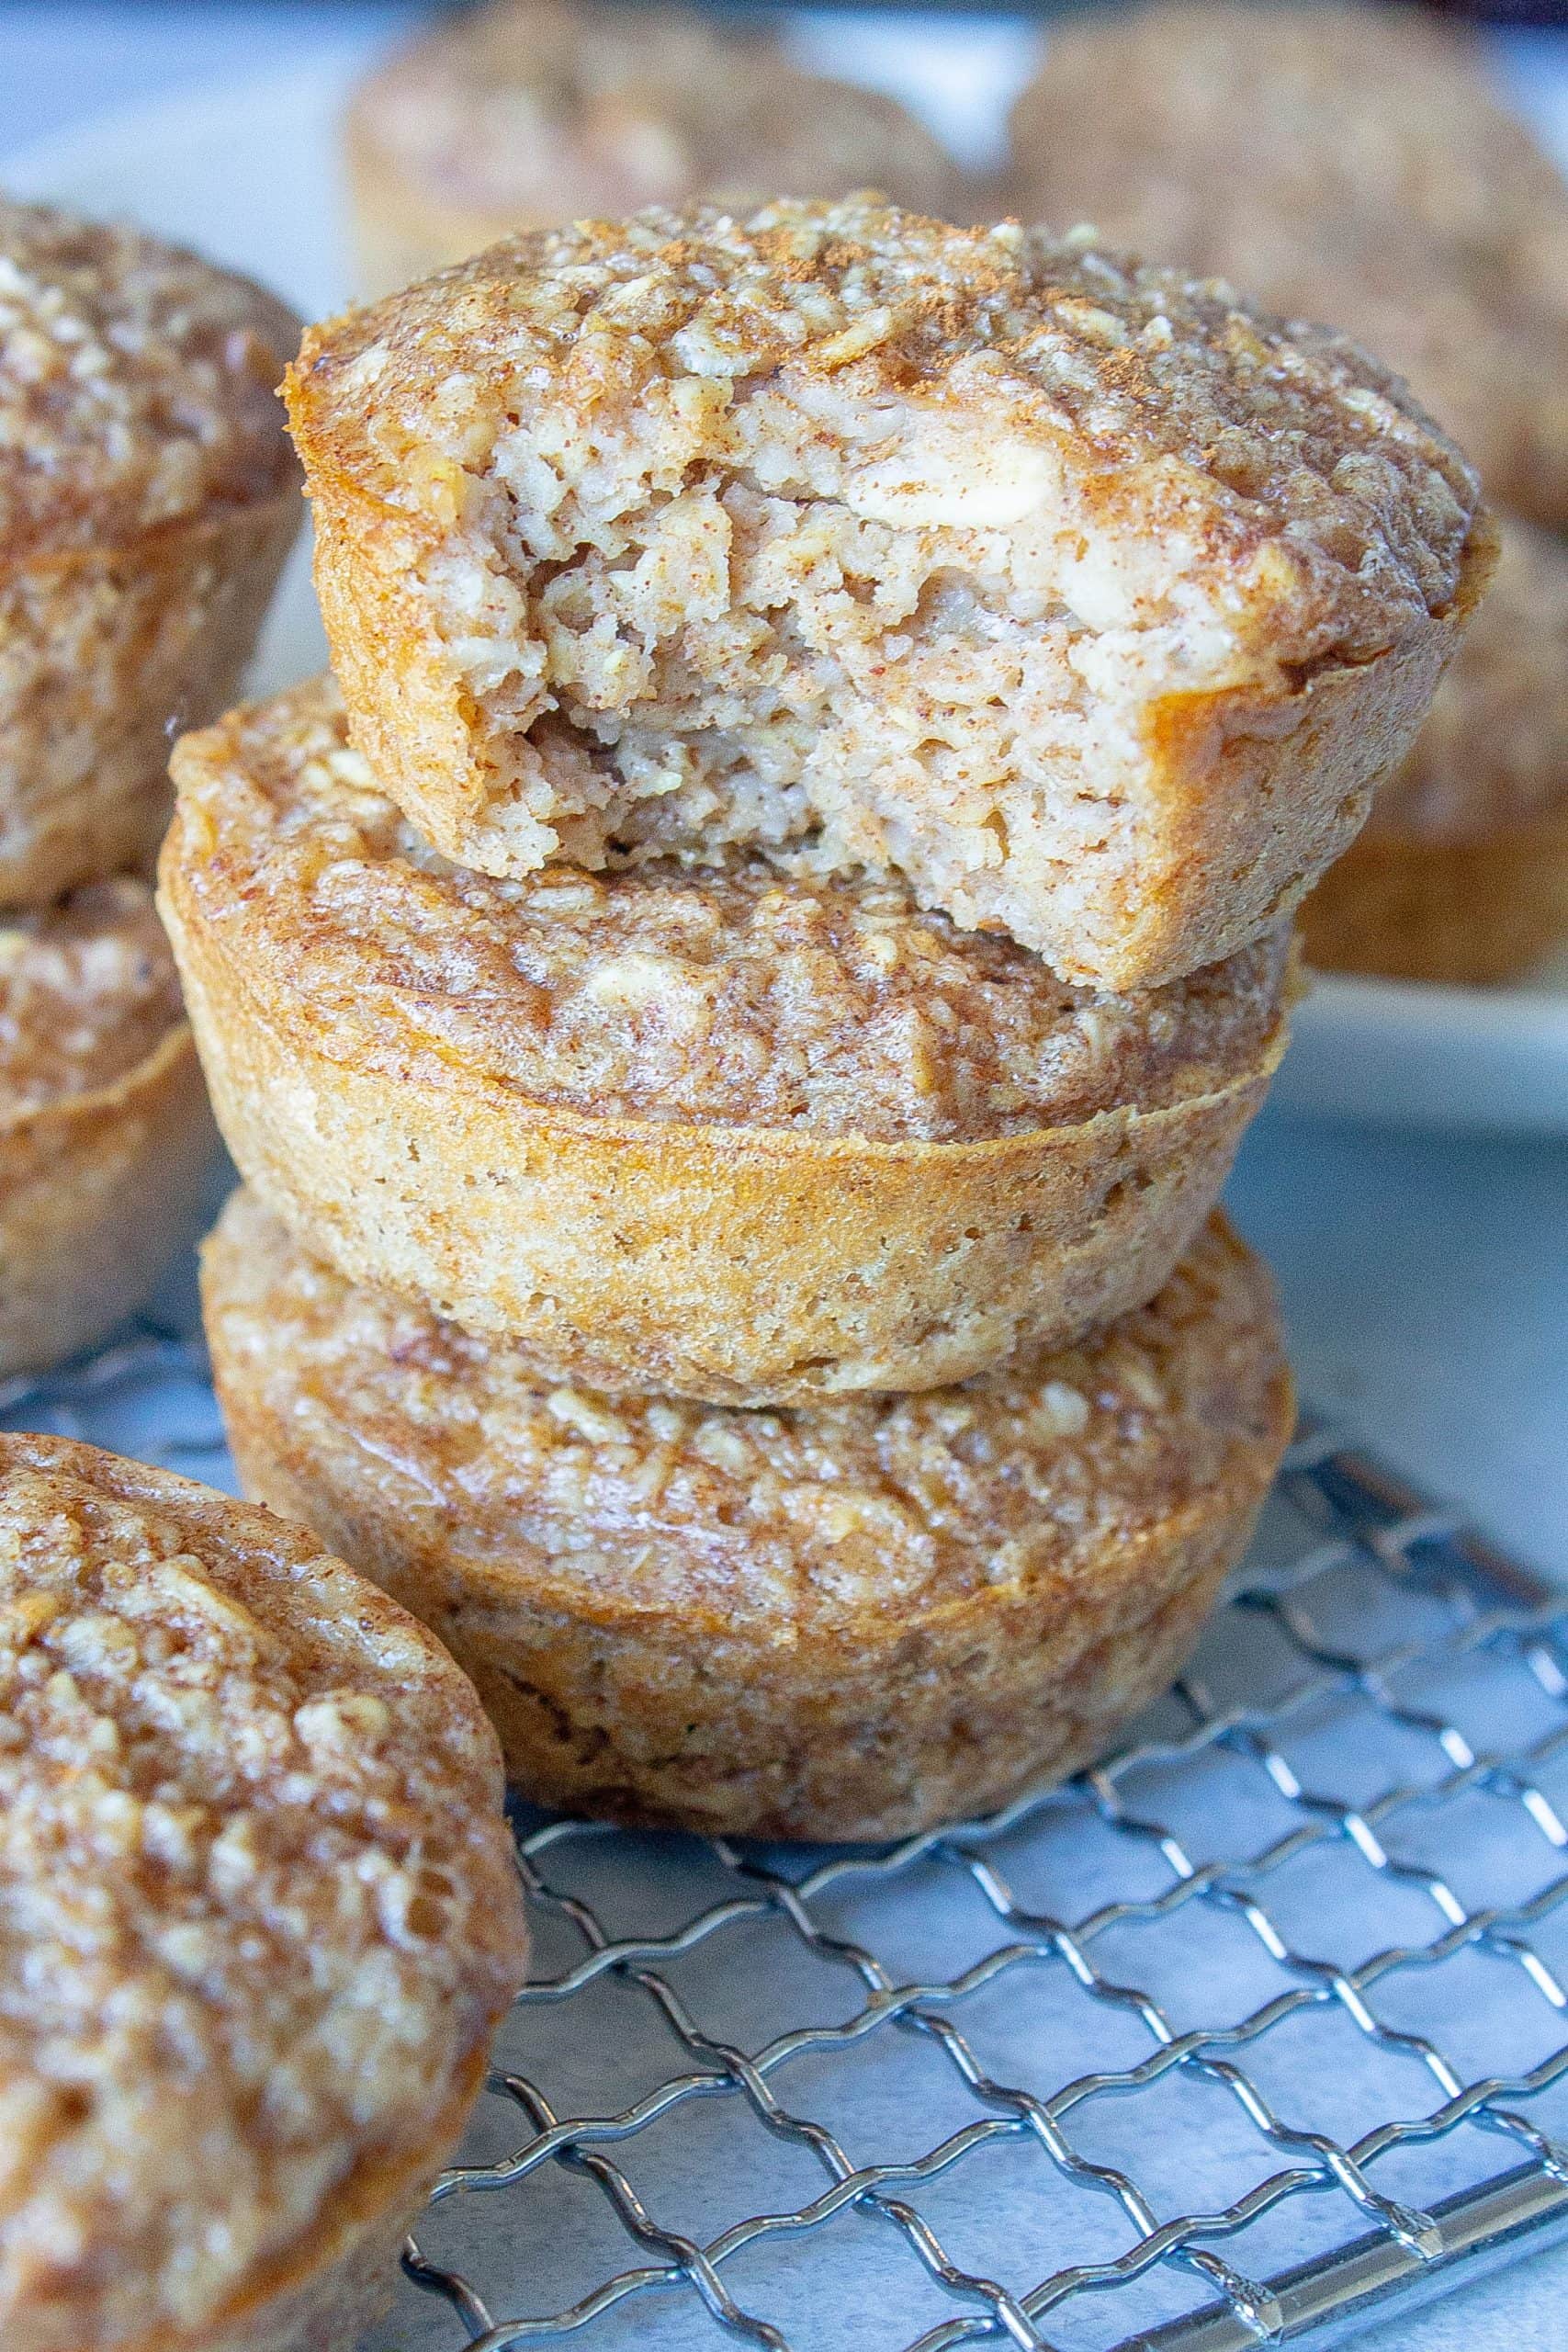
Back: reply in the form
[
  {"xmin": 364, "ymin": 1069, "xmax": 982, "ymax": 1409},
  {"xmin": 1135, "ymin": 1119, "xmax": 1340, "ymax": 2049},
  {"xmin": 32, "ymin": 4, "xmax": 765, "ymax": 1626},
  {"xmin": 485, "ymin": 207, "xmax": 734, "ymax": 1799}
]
[
  {"xmin": 204, "ymin": 1193, "xmax": 1293, "ymax": 1839},
  {"xmin": 162, "ymin": 681, "xmax": 1292, "ymax": 1402},
  {"xmin": 344, "ymin": 0, "xmax": 962, "ymax": 297},
  {"xmin": 1, "ymin": 492, "xmax": 301, "ymax": 909},
  {"xmin": 287, "ymin": 195, "xmax": 1491, "ymax": 987},
  {"xmin": 0, "ymin": 882, "xmax": 216, "ymax": 1374},
  {"xmin": 0, "ymin": 1431, "xmax": 526, "ymax": 2352},
  {"xmin": 1007, "ymin": 2, "xmax": 1568, "ymax": 527}
]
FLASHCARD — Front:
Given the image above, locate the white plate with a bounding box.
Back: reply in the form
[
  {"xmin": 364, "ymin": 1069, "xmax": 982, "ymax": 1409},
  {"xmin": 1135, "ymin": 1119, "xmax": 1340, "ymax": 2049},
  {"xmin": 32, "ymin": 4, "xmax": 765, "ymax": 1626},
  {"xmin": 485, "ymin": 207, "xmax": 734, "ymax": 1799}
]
[{"xmin": 6, "ymin": 39, "xmax": 1568, "ymax": 1136}]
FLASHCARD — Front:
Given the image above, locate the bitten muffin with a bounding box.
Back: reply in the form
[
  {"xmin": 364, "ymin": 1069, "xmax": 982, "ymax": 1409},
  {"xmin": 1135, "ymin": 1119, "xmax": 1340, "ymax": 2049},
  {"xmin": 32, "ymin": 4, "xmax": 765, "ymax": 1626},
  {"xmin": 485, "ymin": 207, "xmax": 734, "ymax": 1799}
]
[
  {"xmin": 286, "ymin": 196, "xmax": 1492, "ymax": 990},
  {"xmin": 0, "ymin": 878, "xmax": 216, "ymax": 1375},
  {"xmin": 204, "ymin": 1193, "xmax": 1292, "ymax": 1840},
  {"xmin": 162, "ymin": 676, "xmax": 1293, "ymax": 1406},
  {"xmin": 345, "ymin": 0, "xmax": 962, "ymax": 298},
  {"xmin": 1303, "ymin": 514, "xmax": 1568, "ymax": 986},
  {"xmin": 1008, "ymin": 2, "xmax": 1568, "ymax": 528},
  {"xmin": 0, "ymin": 1430, "xmax": 527, "ymax": 2352},
  {"xmin": 0, "ymin": 199, "xmax": 301, "ymax": 907}
]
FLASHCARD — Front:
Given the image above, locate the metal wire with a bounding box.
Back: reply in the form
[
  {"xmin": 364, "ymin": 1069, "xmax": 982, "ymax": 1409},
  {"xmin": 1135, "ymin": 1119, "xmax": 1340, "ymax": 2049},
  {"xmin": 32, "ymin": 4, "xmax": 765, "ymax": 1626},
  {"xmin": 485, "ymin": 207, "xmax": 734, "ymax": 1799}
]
[{"xmin": 6, "ymin": 1329, "xmax": 1567, "ymax": 2352}]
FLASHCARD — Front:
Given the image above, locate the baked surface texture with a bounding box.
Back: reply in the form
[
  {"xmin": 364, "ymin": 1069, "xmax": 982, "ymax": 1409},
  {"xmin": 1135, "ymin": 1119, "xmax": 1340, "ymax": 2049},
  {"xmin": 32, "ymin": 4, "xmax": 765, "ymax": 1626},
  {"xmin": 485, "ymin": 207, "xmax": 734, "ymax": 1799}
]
[
  {"xmin": 1303, "ymin": 514, "xmax": 1568, "ymax": 983},
  {"xmin": 0, "ymin": 879, "xmax": 216, "ymax": 1374},
  {"xmin": 1008, "ymin": 1, "xmax": 1568, "ymax": 527},
  {"xmin": 163, "ymin": 677, "xmax": 1292, "ymax": 1403},
  {"xmin": 0, "ymin": 198, "xmax": 301, "ymax": 905},
  {"xmin": 0, "ymin": 1430, "xmax": 527, "ymax": 2352},
  {"xmin": 287, "ymin": 195, "xmax": 1491, "ymax": 988},
  {"xmin": 345, "ymin": 0, "xmax": 962, "ymax": 297},
  {"xmin": 204, "ymin": 1193, "xmax": 1292, "ymax": 1839}
]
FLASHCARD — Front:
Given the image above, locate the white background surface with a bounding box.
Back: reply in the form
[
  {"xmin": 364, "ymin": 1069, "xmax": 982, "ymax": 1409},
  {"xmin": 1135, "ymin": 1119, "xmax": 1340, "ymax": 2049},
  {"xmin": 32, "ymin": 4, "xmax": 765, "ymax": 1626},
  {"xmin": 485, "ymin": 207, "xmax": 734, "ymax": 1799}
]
[{"xmin": 2, "ymin": 9, "xmax": 1566, "ymax": 2345}]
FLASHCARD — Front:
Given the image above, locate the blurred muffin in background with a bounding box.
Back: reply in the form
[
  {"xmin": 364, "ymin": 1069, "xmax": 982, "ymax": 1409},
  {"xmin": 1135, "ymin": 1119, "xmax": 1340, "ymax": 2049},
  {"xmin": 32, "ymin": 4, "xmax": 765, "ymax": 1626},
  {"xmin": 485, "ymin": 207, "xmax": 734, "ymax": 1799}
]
[
  {"xmin": 345, "ymin": 0, "xmax": 963, "ymax": 295},
  {"xmin": 1302, "ymin": 515, "xmax": 1568, "ymax": 986},
  {"xmin": 1008, "ymin": 0, "xmax": 1568, "ymax": 529},
  {"xmin": 0, "ymin": 198, "xmax": 300, "ymax": 908}
]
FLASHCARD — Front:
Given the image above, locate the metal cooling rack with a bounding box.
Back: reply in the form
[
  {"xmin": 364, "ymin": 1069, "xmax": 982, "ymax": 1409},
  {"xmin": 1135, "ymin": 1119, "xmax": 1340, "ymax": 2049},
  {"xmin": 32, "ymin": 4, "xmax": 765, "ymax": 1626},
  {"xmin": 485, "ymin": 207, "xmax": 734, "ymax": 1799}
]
[{"xmin": 6, "ymin": 1329, "xmax": 1568, "ymax": 2352}]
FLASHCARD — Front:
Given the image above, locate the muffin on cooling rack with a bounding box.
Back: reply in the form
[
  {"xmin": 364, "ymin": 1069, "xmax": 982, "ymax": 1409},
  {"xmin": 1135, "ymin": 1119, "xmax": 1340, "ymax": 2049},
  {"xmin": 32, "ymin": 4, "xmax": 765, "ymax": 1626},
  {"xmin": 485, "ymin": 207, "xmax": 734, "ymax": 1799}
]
[
  {"xmin": 344, "ymin": 0, "xmax": 962, "ymax": 296},
  {"xmin": 286, "ymin": 197, "xmax": 1493, "ymax": 990},
  {"xmin": 0, "ymin": 1430, "xmax": 526, "ymax": 2352},
  {"xmin": 204, "ymin": 1193, "xmax": 1292, "ymax": 1839},
  {"xmin": 0, "ymin": 198, "xmax": 301, "ymax": 908},
  {"xmin": 1008, "ymin": 1, "xmax": 1568, "ymax": 529},
  {"xmin": 161, "ymin": 676, "xmax": 1293, "ymax": 1406},
  {"xmin": 0, "ymin": 877, "xmax": 215, "ymax": 1376},
  {"xmin": 1303, "ymin": 515, "xmax": 1568, "ymax": 987}
]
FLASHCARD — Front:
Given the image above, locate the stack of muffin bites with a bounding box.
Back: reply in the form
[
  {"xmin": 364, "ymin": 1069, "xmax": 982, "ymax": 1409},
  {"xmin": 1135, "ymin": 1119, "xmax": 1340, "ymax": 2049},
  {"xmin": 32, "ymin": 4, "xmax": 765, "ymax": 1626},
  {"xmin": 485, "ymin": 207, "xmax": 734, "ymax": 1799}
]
[
  {"xmin": 168, "ymin": 198, "xmax": 1492, "ymax": 1839},
  {"xmin": 0, "ymin": 198, "xmax": 300, "ymax": 1374}
]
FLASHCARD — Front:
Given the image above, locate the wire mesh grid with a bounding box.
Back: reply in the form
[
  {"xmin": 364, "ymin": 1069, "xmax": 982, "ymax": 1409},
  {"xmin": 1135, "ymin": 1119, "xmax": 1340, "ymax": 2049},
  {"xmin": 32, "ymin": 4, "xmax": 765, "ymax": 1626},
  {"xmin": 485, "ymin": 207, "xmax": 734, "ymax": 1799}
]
[{"xmin": 5, "ymin": 1327, "xmax": 1568, "ymax": 2352}]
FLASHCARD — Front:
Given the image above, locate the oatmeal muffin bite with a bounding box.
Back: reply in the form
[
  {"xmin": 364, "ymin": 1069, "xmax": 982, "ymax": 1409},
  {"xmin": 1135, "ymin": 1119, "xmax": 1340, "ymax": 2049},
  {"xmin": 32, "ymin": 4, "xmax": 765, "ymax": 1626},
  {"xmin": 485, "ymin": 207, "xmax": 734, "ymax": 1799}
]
[
  {"xmin": 0, "ymin": 199, "xmax": 301, "ymax": 907},
  {"xmin": 0, "ymin": 878, "xmax": 215, "ymax": 1375},
  {"xmin": 1008, "ymin": 2, "xmax": 1568, "ymax": 528},
  {"xmin": 1303, "ymin": 515, "xmax": 1568, "ymax": 986},
  {"xmin": 204, "ymin": 1193, "xmax": 1292, "ymax": 1839},
  {"xmin": 345, "ymin": 0, "xmax": 961, "ymax": 298},
  {"xmin": 0, "ymin": 1430, "xmax": 526, "ymax": 2352},
  {"xmin": 287, "ymin": 195, "xmax": 1492, "ymax": 990},
  {"xmin": 162, "ymin": 676, "xmax": 1293, "ymax": 1405}
]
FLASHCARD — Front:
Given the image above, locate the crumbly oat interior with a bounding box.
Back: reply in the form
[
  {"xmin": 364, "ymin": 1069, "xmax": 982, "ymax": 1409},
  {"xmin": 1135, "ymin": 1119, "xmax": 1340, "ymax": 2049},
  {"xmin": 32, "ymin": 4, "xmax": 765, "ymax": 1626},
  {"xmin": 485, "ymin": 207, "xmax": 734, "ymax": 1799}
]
[
  {"xmin": 0, "ymin": 879, "xmax": 184, "ymax": 1114},
  {"xmin": 354, "ymin": 0, "xmax": 957, "ymax": 231},
  {"xmin": 289, "ymin": 195, "xmax": 1481, "ymax": 955},
  {"xmin": 1008, "ymin": 2, "xmax": 1568, "ymax": 523},
  {"xmin": 1371, "ymin": 513, "xmax": 1568, "ymax": 838},
  {"xmin": 171, "ymin": 676, "xmax": 1291, "ymax": 1143},
  {"xmin": 0, "ymin": 198, "xmax": 300, "ymax": 558},
  {"xmin": 0, "ymin": 1434, "xmax": 525, "ymax": 2352},
  {"xmin": 207, "ymin": 1188, "xmax": 1286, "ymax": 1622}
]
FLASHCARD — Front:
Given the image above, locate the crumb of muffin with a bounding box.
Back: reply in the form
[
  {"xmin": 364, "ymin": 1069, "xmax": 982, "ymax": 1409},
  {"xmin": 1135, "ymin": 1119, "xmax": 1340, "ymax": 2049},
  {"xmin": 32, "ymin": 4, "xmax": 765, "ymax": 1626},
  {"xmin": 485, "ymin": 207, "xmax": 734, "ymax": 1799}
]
[{"xmin": 288, "ymin": 194, "xmax": 1491, "ymax": 987}]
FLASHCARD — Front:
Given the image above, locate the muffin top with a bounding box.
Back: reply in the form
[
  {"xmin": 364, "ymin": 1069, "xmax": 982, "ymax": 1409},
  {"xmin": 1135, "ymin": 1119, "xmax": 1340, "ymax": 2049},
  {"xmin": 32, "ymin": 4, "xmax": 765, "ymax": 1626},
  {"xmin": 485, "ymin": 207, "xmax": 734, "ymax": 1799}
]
[
  {"xmin": 0, "ymin": 1431, "xmax": 525, "ymax": 2352},
  {"xmin": 207, "ymin": 1193, "xmax": 1289, "ymax": 1623},
  {"xmin": 289, "ymin": 194, "xmax": 1482, "ymax": 672},
  {"xmin": 1372, "ymin": 514, "xmax": 1568, "ymax": 839},
  {"xmin": 167, "ymin": 676, "xmax": 1292, "ymax": 1144},
  {"xmin": 1007, "ymin": 2, "xmax": 1568, "ymax": 520},
  {"xmin": 0, "ymin": 880, "xmax": 185, "ymax": 1116},
  {"xmin": 350, "ymin": 0, "xmax": 958, "ymax": 229},
  {"xmin": 0, "ymin": 198, "xmax": 301, "ymax": 558}
]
